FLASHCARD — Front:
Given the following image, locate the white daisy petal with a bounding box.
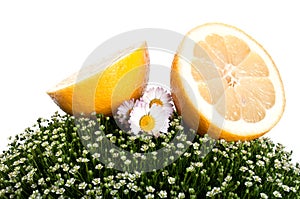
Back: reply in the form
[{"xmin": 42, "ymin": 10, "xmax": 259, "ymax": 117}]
[
  {"xmin": 116, "ymin": 99, "xmax": 135, "ymax": 127},
  {"xmin": 160, "ymin": 118, "xmax": 169, "ymax": 133},
  {"xmin": 129, "ymin": 100, "xmax": 148, "ymax": 135},
  {"xmin": 155, "ymin": 87, "xmax": 165, "ymax": 99},
  {"xmin": 150, "ymin": 105, "xmax": 169, "ymax": 134},
  {"xmin": 142, "ymin": 87, "xmax": 155, "ymax": 102},
  {"xmin": 142, "ymin": 87, "xmax": 174, "ymax": 116}
]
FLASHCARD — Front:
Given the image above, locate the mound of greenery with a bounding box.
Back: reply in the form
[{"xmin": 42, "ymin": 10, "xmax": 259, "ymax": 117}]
[{"xmin": 0, "ymin": 112, "xmax": 299, "ymax": 198}]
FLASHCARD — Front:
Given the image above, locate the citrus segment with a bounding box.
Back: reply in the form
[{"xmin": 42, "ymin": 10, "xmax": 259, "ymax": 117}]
[
  {"xmin": 237, "ymin": 52, "xmax": 269, "ymax": 77},
  {"xmin": 171, "ymin": 23, "xmax": 285, "ymax": 141},
  {"xmin": 215, "ymin": 87, "xmax": 241, "ymax": 121},
  {"xmin": 47, "ymin": 42, "xmax": 149, "ymax": 116}
]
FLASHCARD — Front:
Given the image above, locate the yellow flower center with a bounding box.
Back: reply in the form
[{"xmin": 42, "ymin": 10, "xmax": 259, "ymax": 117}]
[
  {"xmin": 139, "ymin": 115, "xmax": 155, "ymax": 132},
  {"xmin": 149, "ymin": 98, "xmax": 163, "ymax": 107}
]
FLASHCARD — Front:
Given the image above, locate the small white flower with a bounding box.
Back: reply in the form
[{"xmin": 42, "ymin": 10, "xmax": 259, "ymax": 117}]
[
  {"xmin": 246, "ymin": 160, "xmax": 253, "ymax": 165},
  {"xmin": 92, "ymin": 178, "xmax": 101, "ymax": 185},
  {"xmin": 193, "ymin": 142, "xmax": 200, "ymax": 150},
  {"xmin": 95, "ymin": 164, "xmax": 103, "ymax": 170},
  {"xmin": 167, "ymin": 176, "xmax": 176, "ymax": 185},
  {"xmin": 149, "ymin": 142, "xmax": 156, "ymax": 148},
  {"xmin": 107, "ymin": 162, "xmax": 115, "ymax": 168},
  {"xmin": 200, "ymin": 169, "xmax": 207, "ymax": 175},
  {"xmin": 193, "ymin": 162, "xmax": 203, "ymax": 168},
  {"xmin": 141, "ymin": 144, "xmax": 149, "ymax": 152},
  {"xmin": 240, "ymin": 150, "xmax": 248, "ymax": 155},
  {"xmin": 55, "ymin": 150, "xmax": 62, "ymax": 157},
  {"xmin": 281, "ymin": 185, "xmax": 290, "ymax": 192},
  {"xmin": 65, "ymin": 178, "xmax": 75, "ymax": 187},
  {"xmin": 92, "ymin": 153, "xmax": 101, "ymax": 159},
  {"xmin": 162, "ymin": 170, "xmax": 169, "ymax": 177},
  {"xmin": 256, "ymin": 160, "xmax": 265, "ymax": 167},
  {"xmin": 239, "ymin": 166, "xmax": 248, "ymax": 172},
  {"xmin": 127, "ymin": 182, "xmax": 135, "ymax": 189},
  {"xmin": 113, "ymin": 152, "xmax": 119, "ymax": 158},
  {"xmin": 274, "ymin": 159, "xmax": 282, "ymax": 169},
  {"xmin": 14, "ymin": 182, "xmax": 21, "ymax": 189},
  {"xmin": 276, "ymin": 179, "xmax": 283, "ymax": 187},
  {"xmin": 31, "ymin": 183, "xmax": 37, "ymax": 189},
  {"xmin": 121, "ymin": 155, "xmax": 127, "ymax": 161},
  {"xmin": 266, "ymin": 176, "xmax": 274, "ymax": 182},
  {"xmin": 110, "ymin": 136, "xmax": 117, "ymax": 143},
  {"xmin": 76, "ymin": 157, "xmax": 89, "ymax": 163},
  {"xmin": 206, "ymin": 187, "xmax": 221, "ymax": 197},
  {"xmin": 94, "ymin": 130, "xmax": 102, "ymax": 135},
  {"xmin": 158, "ymin": 190, "xmax": 168, "ymax": 198},
  {"xmin": 224, "ymin": 175, "xmax": 232, "ymax": 182},
  {"xmin": 114, "ymin": 183, "xmax": 122, "ymax": 190},
  {"xmin": 82, "ymin": 135, "xmax": 91, "ymax": 141},
  {"xmin": 184, "ymin": 152, "xmax": 191, "ymax": 157},
  {"xmin": 260, "ymin": 192, "xmax": 268, "ymax": 199},
  {"xmin": 116, "ymin": 99, "xmax": 135, "ymax": 128},
  {"xmin": 178, "ymin": 192, "xmax": 185, "ymax": 199},
  {"xmin": 29, "ymin": 190, "xmax": 41, "ymax": 199},
  {"xmin": 206, "ymin": 191, "xmax": 213, "ymax": 197},
  {"xmin": 273, "ymin": 191, "xmax": 282, "ymax": 198},
  {"xmin": 152, "ymin": 151, "xmax": 158, "ymax": 156},
  {"xmin": 175, "ymin": 125, "xmax": 184, "ymax": 131},
  {"xmin": 142, "ymin": 87, "xmax": 173, "ymax": 116},
  {"xmin": 290, "ymin": 187, "xmax": 297, "ymax": 193},
  {"xmin": 124, "ymin": 159, "xmax": 131, "ymax": 165},
  {"xmin": 211, "ymin": 187, "xmax": 221, "ymax": 194},
  {"xmin": 78, "ymin": 182, "xmax": 87, "ymax": 190},
  {"xmin": 145, "ymin": 194, "xmax": 155, "ymax": 199},
  {"xmin": 44, "ymin": 189, "xmax": 50, "ymax": 195},
  {"xmin": 186, "ymin": 166, "xmax": 195, "ymax": 172},
  {"xmin": 177, "ymin": 143, "xmax": 184, "ymax": 149},
  {"xmin": 146, "ymin": 186, "xmax": 155, "ymax": 193},
  {"xmin": 253, "ymin": 175, "xmax": 262, "ymax": 183},
  {"xmin": 56, "ymin": 188, "xmax": 65, "ymax": 195},
  {"xmin": 110, "ymin": 190, "xmax": 118, "ymax": 196},
  {"xmin": 245, "ymin": 181, "xmax": 253, "ymax": 187},
  {"xmin": 194, "ymin": 150, "xmax": 201, "ymax": 155},
  {"xmin": 92, "ymin": 143, "xmax": 99, "ymax": 148},
  {"xmin": 129, "ymin": 101, "xmax": 169, "ymax": 136}
]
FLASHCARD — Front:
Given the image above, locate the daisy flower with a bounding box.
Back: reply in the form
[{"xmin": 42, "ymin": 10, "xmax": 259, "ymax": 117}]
[
  {"xmin": 142, "ymin": 87, "xmax": 173, "ymax": 116},
  {"xmin": 115, "ymin": 99, "xmax": 135, "ymax": 128},
  {"xmin": 129, "ymin": 100, "xmax": 169, "ymax": 136}
]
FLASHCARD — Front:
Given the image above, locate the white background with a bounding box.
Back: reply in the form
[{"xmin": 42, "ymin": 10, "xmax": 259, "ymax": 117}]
[{"xmin": 0, "ymin": 1, "xmax": 299, "ymax": 163}]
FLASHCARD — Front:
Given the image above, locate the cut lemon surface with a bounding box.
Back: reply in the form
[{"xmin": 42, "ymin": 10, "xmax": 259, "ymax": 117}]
[
  {"xmin": 171, "ymin": 23, "xmax": 285, "ymax": 141},
  {"xmin": 47, "ymin": 41, "xmax": 149, "ymax": 116}
]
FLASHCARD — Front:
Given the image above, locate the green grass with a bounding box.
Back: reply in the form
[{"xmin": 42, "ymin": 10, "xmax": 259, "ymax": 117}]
[{"xmin": 0, "ymin": 112, "xmax": 299, "ymax": 198}]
